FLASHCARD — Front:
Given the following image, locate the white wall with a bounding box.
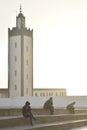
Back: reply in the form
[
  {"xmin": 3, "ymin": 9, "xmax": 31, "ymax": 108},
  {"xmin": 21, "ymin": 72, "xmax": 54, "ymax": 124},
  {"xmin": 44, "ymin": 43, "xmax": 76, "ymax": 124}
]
[{"xmin": 0, "ymin": 96, "xmax": 87, "ymax": 109}]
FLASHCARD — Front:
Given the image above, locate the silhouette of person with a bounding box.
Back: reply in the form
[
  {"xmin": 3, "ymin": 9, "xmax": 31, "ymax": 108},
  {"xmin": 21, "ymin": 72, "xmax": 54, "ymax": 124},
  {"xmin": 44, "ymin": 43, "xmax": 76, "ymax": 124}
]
[
  {"xmin": 22, "ymin": 101, "xmax": 36, "ymax": 125},
  {"xmin": 43, "ymin": 97, "xmax": 54, "ymax": 115},
  {"xmin": 66, "ymin": 101, "xmax": 75, "ymax": 114}
]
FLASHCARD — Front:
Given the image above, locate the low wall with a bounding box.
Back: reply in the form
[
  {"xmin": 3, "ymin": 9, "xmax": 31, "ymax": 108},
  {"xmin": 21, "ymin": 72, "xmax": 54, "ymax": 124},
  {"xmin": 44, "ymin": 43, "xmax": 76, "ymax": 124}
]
[
  {"xmin": 0, "ymin": 96, "xmax": 87, "ymax": 108},
  {"xmin": 0, "ymin": 108, "xmax": 69, "ymax": 116},
  {"xmin": 0, "ymin": 108, "xmax": 87, "ymax": 117}
]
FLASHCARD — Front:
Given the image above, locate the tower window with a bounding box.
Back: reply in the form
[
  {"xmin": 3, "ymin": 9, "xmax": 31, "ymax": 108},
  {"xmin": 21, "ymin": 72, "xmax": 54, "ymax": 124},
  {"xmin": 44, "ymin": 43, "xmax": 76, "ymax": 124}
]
[
  {"xmin": 15, "ymin": 70, "xmax": 17, "ymax": 76},
  {"xmin": 15, "ymin": 42, "xmax": 17, "ymax": 48},
  {"xmin": 26, "ymin": 74, "xmax": 28, "ymax": 79},
  {"xmin": 15, "ymin": 85, "xmax": 17, "ymax": 90},
  {"xmin": 26, "ymin": 60, "xmax": 28, "ymax": 65},
  {"xmin": 15, "ymin": 56, "xmax": 17, "ymax": 62}
]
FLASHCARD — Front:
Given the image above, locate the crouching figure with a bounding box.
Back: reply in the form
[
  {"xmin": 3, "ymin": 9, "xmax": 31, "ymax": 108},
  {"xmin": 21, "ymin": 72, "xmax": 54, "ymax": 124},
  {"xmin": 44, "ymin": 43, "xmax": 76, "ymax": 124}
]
[{"xmin": 66, "ymin": 101, "xmax": 75, "ymax": 114}]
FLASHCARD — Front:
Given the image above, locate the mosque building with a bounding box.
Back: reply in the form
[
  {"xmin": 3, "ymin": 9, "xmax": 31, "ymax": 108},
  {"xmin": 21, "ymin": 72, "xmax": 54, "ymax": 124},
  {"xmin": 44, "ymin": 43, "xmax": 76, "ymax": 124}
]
[{"xmin": 8, "ymin": 6, "xmax": 33, "ymax": 97}]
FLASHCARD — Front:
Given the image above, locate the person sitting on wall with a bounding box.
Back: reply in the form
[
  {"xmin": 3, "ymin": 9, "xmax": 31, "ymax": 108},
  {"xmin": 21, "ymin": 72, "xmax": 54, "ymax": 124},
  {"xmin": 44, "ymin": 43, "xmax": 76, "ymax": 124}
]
[
  {"xmin": 66, "ymin": 101, "xmax": 75, "ymax": 114},
  {"xmin": 22, "ymin": 101, "xmax": 36, "ymax": 125},
  {"xmin": 43, "ymin": 97, "xmax": 54, "ymax": 115}
]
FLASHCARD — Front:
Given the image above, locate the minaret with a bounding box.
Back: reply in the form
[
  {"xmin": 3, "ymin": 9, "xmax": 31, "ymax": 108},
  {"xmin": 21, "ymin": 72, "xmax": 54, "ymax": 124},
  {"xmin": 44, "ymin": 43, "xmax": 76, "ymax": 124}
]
[{"xmin": 8, "ymin": 6, "xmax": 33, "ymax": 97}]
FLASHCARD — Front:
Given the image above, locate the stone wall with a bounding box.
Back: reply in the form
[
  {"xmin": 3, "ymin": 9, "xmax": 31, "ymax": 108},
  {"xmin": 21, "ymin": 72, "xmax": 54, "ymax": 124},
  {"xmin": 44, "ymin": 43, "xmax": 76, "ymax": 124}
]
[{"xmin": 0, "ymin": 96, "xmax": 87, "ymax": 108}]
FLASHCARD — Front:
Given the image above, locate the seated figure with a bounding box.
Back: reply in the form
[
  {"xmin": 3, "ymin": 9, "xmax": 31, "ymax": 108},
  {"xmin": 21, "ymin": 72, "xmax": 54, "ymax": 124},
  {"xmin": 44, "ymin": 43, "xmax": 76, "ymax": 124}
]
[
  {"xmin": 43, "ymin": 97, "xmax": 54, "ymax": 115},
  {"xmin": 22, "ymin": 101, "xmax": 36, "ymax": 125}
]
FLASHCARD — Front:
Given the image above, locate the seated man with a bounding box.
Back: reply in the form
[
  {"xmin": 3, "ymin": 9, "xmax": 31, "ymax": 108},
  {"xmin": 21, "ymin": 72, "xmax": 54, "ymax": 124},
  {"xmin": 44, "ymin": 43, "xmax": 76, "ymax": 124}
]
[
  {"xmin": 43, "ymin": 97, "xmax": 54, "ymax": 115},
  {"xmin": 66, "ymin": 101, "xmax": 75, "ymax": 114},
  {"xmin": 22, "ymin": 101, "xmax": 36, "ymax": 125}
]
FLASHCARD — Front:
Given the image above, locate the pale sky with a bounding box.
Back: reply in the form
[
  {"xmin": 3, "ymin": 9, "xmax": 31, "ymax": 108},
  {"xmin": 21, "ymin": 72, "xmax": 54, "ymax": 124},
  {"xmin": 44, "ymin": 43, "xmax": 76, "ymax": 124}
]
[{"xmin": 0, "ymin": 0, "xmax": 87, "ymax": 95}]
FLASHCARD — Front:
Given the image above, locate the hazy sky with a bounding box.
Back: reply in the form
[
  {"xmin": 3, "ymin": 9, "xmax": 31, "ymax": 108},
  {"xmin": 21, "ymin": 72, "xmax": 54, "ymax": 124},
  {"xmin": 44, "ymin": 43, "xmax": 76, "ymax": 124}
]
[{"xmin": 0, "ymin": 0, "xmax": 87, "ymax": 95}]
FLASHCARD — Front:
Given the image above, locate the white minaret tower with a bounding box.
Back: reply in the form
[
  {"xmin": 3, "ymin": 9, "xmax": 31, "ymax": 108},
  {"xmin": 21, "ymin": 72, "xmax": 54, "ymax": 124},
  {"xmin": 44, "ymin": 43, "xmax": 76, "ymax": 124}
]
[{"xmin": 8, "ymin": 6, "xmax": 33, "ymax": 97}]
